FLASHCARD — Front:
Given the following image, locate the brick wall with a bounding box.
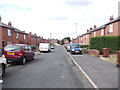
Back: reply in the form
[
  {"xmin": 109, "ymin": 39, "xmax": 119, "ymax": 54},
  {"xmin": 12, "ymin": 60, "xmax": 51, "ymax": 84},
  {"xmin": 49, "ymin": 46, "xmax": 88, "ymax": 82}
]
[{"xmin": 105, "ymin": 21, "xmax": 119, "ymax": 36}]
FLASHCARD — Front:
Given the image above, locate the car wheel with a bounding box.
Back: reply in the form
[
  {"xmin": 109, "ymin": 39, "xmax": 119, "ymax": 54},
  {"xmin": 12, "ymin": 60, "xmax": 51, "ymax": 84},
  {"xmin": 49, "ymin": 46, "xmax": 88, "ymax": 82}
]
[
  {"xmin": 21, "ymin": 58, "xmax": 26, "ymax": 65},
  {"xmin": 32, "ymin": 55, "xmax": 35, "ymax": 60}
]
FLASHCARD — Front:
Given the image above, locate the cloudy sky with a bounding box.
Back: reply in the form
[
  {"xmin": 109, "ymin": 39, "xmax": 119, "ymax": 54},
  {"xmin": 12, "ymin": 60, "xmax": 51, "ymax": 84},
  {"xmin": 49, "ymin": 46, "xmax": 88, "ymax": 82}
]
[{"xmin": 0, "ymin": 0, "xmax": 119, "ymax": 40}]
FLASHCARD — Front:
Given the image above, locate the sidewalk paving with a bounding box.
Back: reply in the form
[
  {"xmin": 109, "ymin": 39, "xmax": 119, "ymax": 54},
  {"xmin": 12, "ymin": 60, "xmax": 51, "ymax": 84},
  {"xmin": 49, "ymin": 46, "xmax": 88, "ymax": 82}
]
[
  {"xmin": 35, "ymin": 52, "xmax": 41, "ymax": 56},
  {"xmin": 72, "ymin": 54, "xmax": 119, "ymax": 88}
]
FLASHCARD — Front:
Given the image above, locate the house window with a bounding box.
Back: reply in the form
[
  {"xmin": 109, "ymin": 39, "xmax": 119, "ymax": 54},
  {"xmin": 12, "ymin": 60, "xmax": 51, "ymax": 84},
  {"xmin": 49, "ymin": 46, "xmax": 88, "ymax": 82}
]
[
  {"xmin": 109, "ymin": 24, "xmax": 113, "ymax": 33},
  {"xmin": 86, "ymin": 35, "xmax": 88, "ymax": 39},
  {"xmin": 8, "ymin": 29, "xmax": 11, "ymax": 36},
  {"xmin": 81, "ymin": 37, "xmax": 82, "ymax": 40},
  {"xmin": 24, "ymin": 35, "xmax": 26, "ymax": 40},
  {"xmin": 7, "ymin": 41, "xmax": 12, "ymax": 45},
  {"xmin": 101, "ymin": 29, "xmax": 104, "ymax": 36},
  {"xmin": 94, "ymin": 32, "xmax": 96, "ymax": 37},
  {"xmin": 16, "ymin": 33, "xmax": 19, "ymax": 39}
]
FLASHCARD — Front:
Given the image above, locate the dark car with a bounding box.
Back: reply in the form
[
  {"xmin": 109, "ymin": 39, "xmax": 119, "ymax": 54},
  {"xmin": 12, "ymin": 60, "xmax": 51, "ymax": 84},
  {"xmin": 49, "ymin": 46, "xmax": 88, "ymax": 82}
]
[
  {"xmin": 70, "ymin": 43, "xmax": 82, "ymax": 54},
  {"xmin": 4, "ymin": 44, "xmax": 35, "ymax": 65}
]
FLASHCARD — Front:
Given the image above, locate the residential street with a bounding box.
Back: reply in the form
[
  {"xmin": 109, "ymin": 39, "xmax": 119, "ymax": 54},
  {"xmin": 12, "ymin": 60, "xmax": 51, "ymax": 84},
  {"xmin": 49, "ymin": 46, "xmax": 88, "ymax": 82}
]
[{"xmin": 2, "ymin": 45, "xmax": 92, "ymax": 88}]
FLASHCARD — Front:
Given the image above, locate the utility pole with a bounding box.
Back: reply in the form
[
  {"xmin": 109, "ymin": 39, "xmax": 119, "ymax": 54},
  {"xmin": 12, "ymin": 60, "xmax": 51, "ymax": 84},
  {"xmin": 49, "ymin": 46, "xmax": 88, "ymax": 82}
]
[
  {"xmin": 75, "ymin": 23, "xmax": 77, "ymax": 37},
  {"xmin": 50, "ymin": 33, "xmax": 52, "ymax": 43}
]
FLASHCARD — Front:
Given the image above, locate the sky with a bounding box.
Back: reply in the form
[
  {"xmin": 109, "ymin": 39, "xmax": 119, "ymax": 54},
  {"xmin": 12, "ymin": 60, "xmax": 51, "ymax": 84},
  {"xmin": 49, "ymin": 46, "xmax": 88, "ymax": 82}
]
[{"xmin": 0, "ymin": 0, "xmax": 119, "ymax": 40}]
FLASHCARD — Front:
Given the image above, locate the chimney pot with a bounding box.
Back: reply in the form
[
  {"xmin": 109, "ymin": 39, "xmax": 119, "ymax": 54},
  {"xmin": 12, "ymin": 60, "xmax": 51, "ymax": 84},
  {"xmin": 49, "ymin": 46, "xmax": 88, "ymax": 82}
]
[
  {"xmin": 29, "ymin": 32, "xmax": 32, "ymax": 34},
  {"xmin": 23, "ymin": 31, "xmax": 25, "ymax": 33},
  {"xmin": 110, "ymin": 15, "xmax": 114, "ymax": 21},
  {"xmin": 90, "ymin": 27, "xmax": 92, "ymax": 30},
  {"xmin": 87, "ymin": 29, "xmax": 89, "ymax": 32},
  {"xmin": 8, "ymin": 21, "xmax": 12, "ymax": 26},
  {"xmin": 94, "ymin": 25, "xmax": 97, "ymax": 29}
]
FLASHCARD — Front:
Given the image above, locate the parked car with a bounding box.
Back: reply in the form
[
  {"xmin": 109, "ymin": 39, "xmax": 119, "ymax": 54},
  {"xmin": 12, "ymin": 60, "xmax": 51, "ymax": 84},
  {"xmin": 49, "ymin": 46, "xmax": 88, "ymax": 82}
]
[
  {"xmin": 70, "ymin": 43, "xmax": 82, "ymax": 54},
  {"xmin": 66, "ymin": 44, "xmax": 70, "ymax": 51},
  {"xmin": 39, "ymin": 43, "xmax": 51, "ymax": 52},
  {"xmin": 4, "ymin": 44, "xmax": 35, "ymax": 65},
  {"xmin": 50, "ymin": 45, "xmax": 55, "ymax": 49},
  {"xmin": 0, "ymin": 55, "xmax": 7, "ymax": 77},
  {"xmin": 50, "ymin": 43, "xmax": 55, "ymax": 49}
]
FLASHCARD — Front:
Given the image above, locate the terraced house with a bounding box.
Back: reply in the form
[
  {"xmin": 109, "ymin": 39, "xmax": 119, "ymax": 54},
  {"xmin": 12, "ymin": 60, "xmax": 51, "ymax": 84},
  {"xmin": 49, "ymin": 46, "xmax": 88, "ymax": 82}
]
[
  {"xmin": 73, "ymin": 16, "xmax": 120, "ymax": 45},
  {"xmin": 0, "ymin": 16, "xmax": 48, "ymax": 49}
]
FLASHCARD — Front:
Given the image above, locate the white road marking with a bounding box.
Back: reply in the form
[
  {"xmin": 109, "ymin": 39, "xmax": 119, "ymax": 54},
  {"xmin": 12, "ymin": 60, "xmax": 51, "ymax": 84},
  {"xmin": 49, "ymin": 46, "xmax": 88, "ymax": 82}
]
[
  {"xmin": 63, "ymin": 46, "xmax": 99, "ymax": 89},
  {"xmin": 62, "ymin": 76, "xmax": 64, "ymax": 79}
]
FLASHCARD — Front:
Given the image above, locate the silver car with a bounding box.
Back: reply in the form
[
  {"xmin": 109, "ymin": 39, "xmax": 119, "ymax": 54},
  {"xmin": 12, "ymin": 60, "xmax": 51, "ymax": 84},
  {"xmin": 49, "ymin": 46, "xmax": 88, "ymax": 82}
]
[{"xmin": 0, "ymin": 55, "xmax": 7, "ymax": 77}]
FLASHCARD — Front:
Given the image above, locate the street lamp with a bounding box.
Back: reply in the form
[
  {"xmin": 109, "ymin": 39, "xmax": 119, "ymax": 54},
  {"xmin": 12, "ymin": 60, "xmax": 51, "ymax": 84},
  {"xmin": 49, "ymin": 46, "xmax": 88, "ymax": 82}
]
[{"xmin": 75, "ymin": 23, "xmax": 77, "ymax": 37}]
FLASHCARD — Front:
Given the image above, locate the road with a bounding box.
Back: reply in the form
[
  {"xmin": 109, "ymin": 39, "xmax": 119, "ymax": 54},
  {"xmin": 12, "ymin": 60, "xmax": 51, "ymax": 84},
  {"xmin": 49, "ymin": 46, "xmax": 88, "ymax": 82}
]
[{"xmin": 2, "ymin": 45, "xmax": 93, "ymax": 88}]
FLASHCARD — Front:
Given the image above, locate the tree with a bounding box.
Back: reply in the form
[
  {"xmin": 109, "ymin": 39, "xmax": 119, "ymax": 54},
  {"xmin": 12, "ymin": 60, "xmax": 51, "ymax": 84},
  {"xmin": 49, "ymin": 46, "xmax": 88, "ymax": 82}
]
[{"xmin": 61, "ymin": 37, "xmax": 71, "ymax": 45}]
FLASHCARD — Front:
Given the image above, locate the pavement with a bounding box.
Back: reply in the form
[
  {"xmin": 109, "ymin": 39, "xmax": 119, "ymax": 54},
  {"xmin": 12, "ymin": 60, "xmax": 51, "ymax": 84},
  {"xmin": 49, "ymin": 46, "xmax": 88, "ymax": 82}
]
[{"xmin": 71, "ymin": 53, "xmax": 119, "ymax": 88}]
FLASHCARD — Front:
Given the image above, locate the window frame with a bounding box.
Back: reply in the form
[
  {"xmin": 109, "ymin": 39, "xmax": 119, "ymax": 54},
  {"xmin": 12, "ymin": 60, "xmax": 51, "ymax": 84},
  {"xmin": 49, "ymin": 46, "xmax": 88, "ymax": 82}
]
[
  {"xmin": 109, "ymin": 24, "xmax": 113, "ymax": 33},
  {"xmin": 8, "ymin": 29, "xmax": 11, "ymax": 36}
]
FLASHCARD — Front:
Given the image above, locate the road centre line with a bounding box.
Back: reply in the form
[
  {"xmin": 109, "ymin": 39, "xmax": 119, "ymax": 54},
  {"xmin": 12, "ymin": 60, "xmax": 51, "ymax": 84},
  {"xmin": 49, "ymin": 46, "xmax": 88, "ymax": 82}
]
[{"xmin": 63, "ymin": 46, "xmax": 99, "ymax": 89}]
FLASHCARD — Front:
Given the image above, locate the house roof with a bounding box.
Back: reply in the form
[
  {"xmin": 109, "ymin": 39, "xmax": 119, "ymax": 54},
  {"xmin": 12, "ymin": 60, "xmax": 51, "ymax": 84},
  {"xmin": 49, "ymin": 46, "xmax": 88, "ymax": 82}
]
[
  {"xmin": 83, "ymin": 16, "xmax": 120, "ymax": 35},
  {"xmin": 105, "ymin": 16, "xmax": 120, "ymax": 25},
  {"xmin": 0, "ymin": 22, "xmax": 28, "ymax": 35}
]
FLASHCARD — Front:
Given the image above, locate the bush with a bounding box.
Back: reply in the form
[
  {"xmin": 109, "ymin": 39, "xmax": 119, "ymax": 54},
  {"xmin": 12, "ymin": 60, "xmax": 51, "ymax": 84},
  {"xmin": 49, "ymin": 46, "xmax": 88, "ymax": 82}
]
[
  {"xmin": 90, "ymin": 36, "xmax": 120, "ymax": 54},
  {"xmin": 80, "ymin": 45, "xmax": 89, "ymax": 48},
  {"xmin": 30, "ymin": 45, "xmax": 36, "ymax": 51}
]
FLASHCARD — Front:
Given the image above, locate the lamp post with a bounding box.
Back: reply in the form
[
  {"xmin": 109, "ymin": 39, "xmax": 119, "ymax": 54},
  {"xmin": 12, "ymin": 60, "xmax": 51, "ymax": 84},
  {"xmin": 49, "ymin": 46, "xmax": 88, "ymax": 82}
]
[
  {"xmin": 50, "ymin": 33, "xmax": 52, "ymax": 43},
  {"xmin": 75, "ymin": 23, "xmax": 77, "ymax": 37}
]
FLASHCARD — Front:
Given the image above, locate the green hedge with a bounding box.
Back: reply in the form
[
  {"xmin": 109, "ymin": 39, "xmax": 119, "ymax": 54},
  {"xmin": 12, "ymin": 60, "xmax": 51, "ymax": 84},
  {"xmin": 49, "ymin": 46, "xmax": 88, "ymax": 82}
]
[
  {"xmin": 80, "ymin": 45, "xmax": 89, "ymax": 48},
  {"xmin": 90, "ymin": 36, "xmax": 120, "ymax": 54},
  {"xmin": 30, "ymin": 45, "xmax": 36, "ymax": 51}
]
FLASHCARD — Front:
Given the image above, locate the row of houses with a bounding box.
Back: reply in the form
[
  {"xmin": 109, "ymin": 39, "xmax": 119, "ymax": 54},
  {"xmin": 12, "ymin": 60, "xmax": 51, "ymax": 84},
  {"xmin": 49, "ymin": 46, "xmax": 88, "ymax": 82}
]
[
  {"xmin": 0, "ymin": 16, "xmax": 51, "ymax": 50},
  {"xmin": 72, "ymin": 16, "xmax": 120, "ymax": 45}
]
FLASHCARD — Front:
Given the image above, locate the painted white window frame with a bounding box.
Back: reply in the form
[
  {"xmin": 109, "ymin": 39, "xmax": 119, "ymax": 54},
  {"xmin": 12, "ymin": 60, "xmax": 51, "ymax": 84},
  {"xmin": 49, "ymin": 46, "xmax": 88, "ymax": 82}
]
[
  {"xmin": 16, "ymin": 33, "xmax": 19, "ymax": 39},
  {"xmin": 101, "ymin": 29, "xmax": 104, "ymax": 36},
  {"xmin": 94, "ymin": 32, "xmax": 96, "ymax": 37},
  {"xmin": 8, "ymin": 29, "xmax": 11, "ymax": 36},
  {"xmin": 109, "ymin": 24, "xmax": 113, "ymax": 33},
  {"xmin": 24, "ymin": 34, "xmax": 26, "ymax": 40}
]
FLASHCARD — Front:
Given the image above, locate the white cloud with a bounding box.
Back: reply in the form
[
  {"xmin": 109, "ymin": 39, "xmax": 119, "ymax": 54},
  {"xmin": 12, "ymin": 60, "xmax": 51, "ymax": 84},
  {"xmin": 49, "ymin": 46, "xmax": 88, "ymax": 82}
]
[{"xmin": 0, "ymin": 0, "xmax": 119, "ymax": 39}]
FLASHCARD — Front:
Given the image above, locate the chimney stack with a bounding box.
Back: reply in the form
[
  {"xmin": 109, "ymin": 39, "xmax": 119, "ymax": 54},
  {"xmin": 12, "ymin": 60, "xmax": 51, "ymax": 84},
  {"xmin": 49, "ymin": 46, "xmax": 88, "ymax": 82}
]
[
  {"xmin": 110, "ymin": 15, "xmax": 114, "ymax": 21},
  {"xmin": 29, "ymin": 32, "xmax": 32, "ymax": 34},
  {"xmin": 90, "ymin": 27, "xmax": 92, "ymax": 30},
  {"xmin": 22, "ymin": 31, "xmax": 25, "ymax": 33},
  {"xmin": 87, "ymin": 29, "xmax": 89, "ymax": 32},
  {"xmin": 94, "ymin": 25, "xmax": 97, "ymax": 29},
  {"xmin": 8, "ymin": 21, "xmax": 12, "ymax": 26}
]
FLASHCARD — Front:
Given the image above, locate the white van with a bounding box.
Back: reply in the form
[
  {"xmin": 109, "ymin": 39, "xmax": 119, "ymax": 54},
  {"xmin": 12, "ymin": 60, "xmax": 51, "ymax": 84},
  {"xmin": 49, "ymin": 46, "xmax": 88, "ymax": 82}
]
[{"xmin": 39, "ymin": 43, "xmax": 51, "ymax": 52}]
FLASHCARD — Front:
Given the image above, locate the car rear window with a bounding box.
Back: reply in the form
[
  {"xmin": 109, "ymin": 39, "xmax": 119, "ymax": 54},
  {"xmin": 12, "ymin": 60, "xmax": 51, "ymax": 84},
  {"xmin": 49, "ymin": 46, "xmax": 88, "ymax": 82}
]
[
  {"xmin": 71, "ymin": 44, "xmax": 80, "ymax": 48},
  {"xmin": 4, "ymin": 45, "xmax": 20, "ymax": 51}
]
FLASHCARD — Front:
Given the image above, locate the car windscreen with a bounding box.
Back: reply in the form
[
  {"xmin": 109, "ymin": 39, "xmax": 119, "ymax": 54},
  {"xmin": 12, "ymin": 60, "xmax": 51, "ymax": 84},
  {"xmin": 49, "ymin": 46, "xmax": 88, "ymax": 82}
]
[
  {"xmin": 71, "ymin": 44, "xmax": 80, "ymax": 48},
  {"xmin": 4, "ymin": 45, "xmax": 20, "ymax": 51}
]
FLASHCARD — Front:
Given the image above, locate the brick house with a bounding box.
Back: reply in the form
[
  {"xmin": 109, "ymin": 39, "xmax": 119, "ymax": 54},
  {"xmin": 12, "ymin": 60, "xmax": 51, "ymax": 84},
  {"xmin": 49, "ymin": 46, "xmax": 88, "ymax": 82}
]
[
  {"xmin": 73, "ymin": 16, "xmax": 120, "ymax": 45},
  {"xmin": 0, "ymin": 16, "xmax": 54, "ymax": 50},
  {"xmin": 0, "ymin": 20, "xmax": 30, "ymax": 48},
  {"xmin": 104, "ymin": 16, "xmax": 120, "ymax": 36}
]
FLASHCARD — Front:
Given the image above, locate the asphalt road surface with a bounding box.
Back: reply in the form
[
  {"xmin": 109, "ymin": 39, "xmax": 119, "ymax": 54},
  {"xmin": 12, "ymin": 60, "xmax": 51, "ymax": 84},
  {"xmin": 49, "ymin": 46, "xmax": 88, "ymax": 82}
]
[{"xmin": 2, "ymin": 45, "xmax": 93, "ymax": 88}]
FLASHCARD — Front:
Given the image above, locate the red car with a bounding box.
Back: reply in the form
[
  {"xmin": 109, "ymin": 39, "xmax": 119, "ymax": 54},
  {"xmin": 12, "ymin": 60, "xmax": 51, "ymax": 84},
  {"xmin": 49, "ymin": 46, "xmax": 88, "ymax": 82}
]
[{"xmin": 4, "ymin": 44, "xmax": 35, "ymax": 65}]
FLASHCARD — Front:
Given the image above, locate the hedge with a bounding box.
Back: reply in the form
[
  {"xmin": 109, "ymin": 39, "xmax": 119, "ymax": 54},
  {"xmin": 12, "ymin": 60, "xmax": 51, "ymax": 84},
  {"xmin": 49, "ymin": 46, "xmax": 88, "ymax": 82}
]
[
  {"xmin": 90, "ymin": 36, "xmax": 120, "ymax": 54},
  {"xmin": 80, "ymin": 45, "xmax": 89, "ymax": 48}
]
